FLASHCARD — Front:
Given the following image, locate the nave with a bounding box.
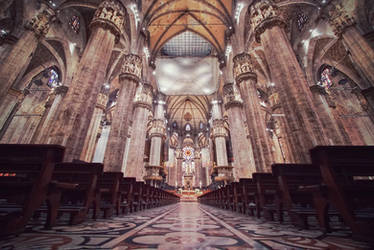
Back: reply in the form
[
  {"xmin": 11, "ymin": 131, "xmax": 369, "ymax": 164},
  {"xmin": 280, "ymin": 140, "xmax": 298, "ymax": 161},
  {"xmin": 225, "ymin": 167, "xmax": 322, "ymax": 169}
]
[{"xmin": 0, "ymin": 202, "xmax": 371, "ymax": 249}]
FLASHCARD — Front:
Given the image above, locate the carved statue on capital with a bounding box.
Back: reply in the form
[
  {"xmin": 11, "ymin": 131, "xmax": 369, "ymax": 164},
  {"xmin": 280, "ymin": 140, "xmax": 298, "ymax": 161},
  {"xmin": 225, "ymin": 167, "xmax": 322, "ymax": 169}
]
[
  {"xmin": 149, "ymin": 119, "xmax": 166, "ymax": 139},
  {"xmin": 223, "ymin": 83, "xmax": 243, "ymax": 109},
  {"xmin": 134, "ymin": 83, "xmax": 153, "ymax": 111},
  {"xmin": 329, "ymin": 3, "xmax": 355, "ymax": 36},
  {"xmin": 120, "ymin": 54, "xmax": 142, "ymax": 82},
  {"xmin": 233, "ymin": 53, "xmax": 257, "ymax": 84},
  {"xmin": 211, "ymin": 119, "xmax": 228, "ymax": 138},
  {"xmin": 90, "ymin": 0, "xmax": 126, "ymax": 43},
  {"xmin": 249, "ymin": 0, "xmax": 285, "ymax": 43},
  {"xmin": 25, "ymin": 9, "xmax": 55, "ymax": 37}
]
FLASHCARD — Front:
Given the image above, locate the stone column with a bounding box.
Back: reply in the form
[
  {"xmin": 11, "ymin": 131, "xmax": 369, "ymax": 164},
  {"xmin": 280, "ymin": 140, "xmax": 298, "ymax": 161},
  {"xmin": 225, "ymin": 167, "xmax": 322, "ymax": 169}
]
[
  {"xmin": 194, "ymin": 149, "xmax": 201, "ymax": 188},
  {"xmin": 223, "ymin": 82, "xmax": 257, "ymax": 177},
  {"xmin": 145, "ymin": 95, "xmax": 166, "ymax": 185},
  {"xmin": 47, "ymin": 0, "xmax": 126, "ymax": 161},
  {"xmin": 329, "ymin": 3, "xmax": 374, "ymax": 117},
  {"xmin": 249, "ymin": 1, "xmax": 326, "ymax": 163},
  {"xmin": 175, "ymin": 149, "xmax": 183, "ymax": 188},
  {"xmin": 233, "ymin": 53, "xmax": 274, "ymax": 171},
  {"xmin": 267, "ymin": 86, "xmax": 296, "ymax": 163},
  {"xmin": 104, "ymin": 54, "xmax": 142, "ymax": 171},
  {"xmin": 0, "ymin": 5, "xmax": 54, "ymax": 103},
  {"xmin": 92, "ymin": 123, "xmax": 111, "ymax": 163},
  {"xmin": 125, "ymin": 83, "xmax": 153, "ymax": 181},
  {"xmin": 210, "ymin": 100, "xmax": 233, "ymax": 183},
  {"xmin": 79, "ymin": 87, "xmax": 108, "ymax": 162}
]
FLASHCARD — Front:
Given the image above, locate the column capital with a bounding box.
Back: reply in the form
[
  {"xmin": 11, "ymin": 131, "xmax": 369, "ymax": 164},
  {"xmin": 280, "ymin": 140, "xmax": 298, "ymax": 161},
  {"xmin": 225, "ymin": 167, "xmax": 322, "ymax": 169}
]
[
  {"xmin": 96, "ymin": 91, "xmax": 109, "ymax": 110},
  {"xmin": 249, "ymin": 0, "xmax": 286, "ymax": 43},
  {"xmin": 25, "ymin": 8, "xmax": 55, "ymax": 38},
  {"xmin": 233, "ymin": 53, "xmax": 257, "ymax": 85},
  {"xmin": 90, "ymin": 0, "xmax": 126, "ymax": 43},
  {"xmin": 223, "ymin": 82, "xmax": 243, "ymax": 110},
  {"xmin": 149, "ymin": 119, "xmax": 166, "ymax": 138},
  {"xmin": 119, "ymin": 54, "xmax": 142, "ymax": 82},
  {"xmin": 211, "ymin": 119, "xmax": 227, "ymax": 138},
  {"xmin": 328, "ymin": 3, "xmax": 355, "ymax": 36},
  {"xmin": 134, "ymin": 83, "xmax": 153, "ymax": 111}
]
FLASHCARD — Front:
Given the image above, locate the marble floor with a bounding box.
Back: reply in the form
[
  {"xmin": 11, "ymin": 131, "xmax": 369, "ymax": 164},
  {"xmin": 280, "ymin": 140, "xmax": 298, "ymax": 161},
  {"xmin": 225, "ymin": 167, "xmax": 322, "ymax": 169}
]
[{"xmin": 0, "ymin": 202, "xmax": 372, "ymax": 249}]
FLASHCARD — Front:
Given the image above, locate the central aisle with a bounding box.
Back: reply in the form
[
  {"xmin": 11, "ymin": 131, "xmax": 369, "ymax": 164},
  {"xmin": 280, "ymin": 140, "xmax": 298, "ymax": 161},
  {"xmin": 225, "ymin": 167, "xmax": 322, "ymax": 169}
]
[{"xmin": 1, "ymin": 202, "xmax": 371, "ymax": 249}]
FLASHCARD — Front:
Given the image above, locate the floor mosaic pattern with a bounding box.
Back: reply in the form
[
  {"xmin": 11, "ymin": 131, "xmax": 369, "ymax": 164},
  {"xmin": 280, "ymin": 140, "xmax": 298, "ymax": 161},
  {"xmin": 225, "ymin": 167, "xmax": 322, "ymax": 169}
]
[{"xmin": 0, "ymin": 202, "xmax": 372, "ymax": 249}]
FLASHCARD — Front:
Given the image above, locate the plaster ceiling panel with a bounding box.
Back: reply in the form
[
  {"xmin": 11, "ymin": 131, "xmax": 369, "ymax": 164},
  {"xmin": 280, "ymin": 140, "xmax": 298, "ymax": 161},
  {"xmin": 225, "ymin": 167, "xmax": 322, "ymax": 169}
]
[{"xmin": 155, "ymin": 56, "xmax": 219, "ymax": 95}]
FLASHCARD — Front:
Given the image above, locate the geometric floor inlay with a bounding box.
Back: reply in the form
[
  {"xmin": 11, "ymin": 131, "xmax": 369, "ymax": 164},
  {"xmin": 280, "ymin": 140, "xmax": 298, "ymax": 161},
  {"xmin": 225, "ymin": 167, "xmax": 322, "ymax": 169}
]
[{"xmin": 0, "ymin": 202, "xmax": 373, "ymax": 249}]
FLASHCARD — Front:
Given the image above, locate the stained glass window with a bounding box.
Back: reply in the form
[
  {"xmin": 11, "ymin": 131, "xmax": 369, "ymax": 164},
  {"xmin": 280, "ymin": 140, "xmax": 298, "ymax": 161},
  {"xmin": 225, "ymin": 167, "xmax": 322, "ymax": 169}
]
[
  {"xmin": 183, "ymin": 146, "xmax": 194, "ymax": 162},
  {"xmin": 69, "ymin": 15, "xmax": 80, "ymax": 33},
  {"xmin": 320, "ymin": 68, "xmax": 333, "ymax": 90},
  {"xmin": 296, "ymin": 12, "xmax": 309, "ymax": 31},
  {"xmin": 47, "ymin": 68, "xmax": 60, "ymax": 88}
]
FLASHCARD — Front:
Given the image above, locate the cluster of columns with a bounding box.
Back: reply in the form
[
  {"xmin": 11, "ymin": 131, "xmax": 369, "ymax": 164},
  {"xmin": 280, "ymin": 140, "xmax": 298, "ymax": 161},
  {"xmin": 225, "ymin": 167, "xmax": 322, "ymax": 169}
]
[
  {"xmin": 3, "ymin": 0, "xmax": 374, "ymax": 186},
  {"xmin": 328, "ymin": 2, "xmax": 374, "ymax": 116},
  {"xmin": 0, "ymin": 0, "xmax": 155, "ymax": 183}
]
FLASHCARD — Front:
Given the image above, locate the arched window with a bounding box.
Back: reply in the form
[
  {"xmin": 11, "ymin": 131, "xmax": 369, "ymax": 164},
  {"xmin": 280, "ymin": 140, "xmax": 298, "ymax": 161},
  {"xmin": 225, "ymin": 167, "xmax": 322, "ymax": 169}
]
[
  {"xmin": 320, "ymin": 67, "xmax": 333, "ymax": 90},
  {"xmin": 47, "ymin": 68, "xmax": 60, "ymax": 88},
  {"xmin": 69, "ymin": 15, "xmax": 80, "ymax": 33},
  {"xmin": 185, "ymin": 123, "xmax": 191, "ymax": 132},
  {"xmin": 296, "ymin": 12, "xmax": 309, "ymax": 31}
]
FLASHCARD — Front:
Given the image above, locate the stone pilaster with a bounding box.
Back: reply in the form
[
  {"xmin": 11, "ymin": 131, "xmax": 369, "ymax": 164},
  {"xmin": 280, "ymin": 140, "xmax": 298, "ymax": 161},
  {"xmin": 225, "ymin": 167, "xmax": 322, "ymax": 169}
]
[
  {"xmin": 0, "ymin": 6, "xmax": 55, "ymax": 103},
  {"xmin": 125, "ymin": 83, "xmax": 153, "ymax": 181},
  {"xmin": 104, "ymin": 54, "xmax": 142, "ymax": 171},
  {"xmin": 211, "ymin": 119, "xmax": 233, "ymax": 183},
  {"xmin": 80, "ymin": 87, "xmax": 108, "ymax": 162},
  {"xmin": 47, "ymin": 0, "xmax": 126, "ymax": 161},
  {"xmin": 223, "ymin": 82, "xmax": 256, "ymax": 178},
  {"xmin": 233, "ymin": 53, "xmax": 273, "ymax": 172},
  {"xmin": 329, "ymin": 3, "xmax": 374, "ymax": 110},
  {"xmin": 249, "ymin": 0, "xmax": 326, "ymax": 163}
]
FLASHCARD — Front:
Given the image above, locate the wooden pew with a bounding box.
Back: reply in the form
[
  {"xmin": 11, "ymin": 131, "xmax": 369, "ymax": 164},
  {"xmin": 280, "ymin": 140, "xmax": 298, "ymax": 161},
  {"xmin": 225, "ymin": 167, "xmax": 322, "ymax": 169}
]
[
  {"xmin": 42, "ymin": 162, "xmax": 103, "ymax": 228},
  {"xmin": 310, "ymin": 146, "xmax": 374, "ymax": 242},
  {"xmin": 239, "ymin": 178, "xmax": 258, "ymax": 216},
  {"xmin": 118, "ymin": 177, "xmax": 135, "ymax": 215},
  {"xmin": 0, "ymin": 144, "xmax": 65, "ymax": 236},
  {"xmin": 272, "ymin": 164, "xmax": 334, "ymax": 230},
  {"xmin": 253, "ymin": 173, "xmax": 281, "ymax": 221},
  {"xmin": 141, "ymin": 183, "xmax": 150, "ymax": 210},
  {"xmin": 132, "ymin": 181, "xmax": 143, "ymax": 212},
  {"xmin": 94, "ymin": 172, "xmax": 123, "ymax": 219}
]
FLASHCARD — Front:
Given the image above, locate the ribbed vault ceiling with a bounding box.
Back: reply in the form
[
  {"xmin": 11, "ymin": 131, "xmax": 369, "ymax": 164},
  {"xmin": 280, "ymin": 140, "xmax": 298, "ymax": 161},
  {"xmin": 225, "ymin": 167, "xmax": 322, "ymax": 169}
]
[
  {"xmin": 143, "ymin": 0, "xmax": 233, "ymax": 57},
  {"xmin": 167, "ymin": 96, "xmax": 209, "ymax": 131}
]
